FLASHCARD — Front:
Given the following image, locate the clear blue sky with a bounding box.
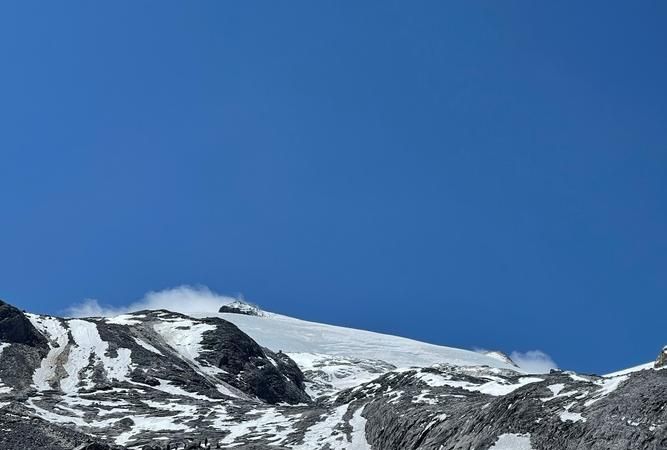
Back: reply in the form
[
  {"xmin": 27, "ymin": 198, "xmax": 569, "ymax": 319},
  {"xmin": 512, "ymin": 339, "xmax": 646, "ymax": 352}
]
[{"xmin": 1, "ymin": 2, "xmax": 665, "ymax": 374}]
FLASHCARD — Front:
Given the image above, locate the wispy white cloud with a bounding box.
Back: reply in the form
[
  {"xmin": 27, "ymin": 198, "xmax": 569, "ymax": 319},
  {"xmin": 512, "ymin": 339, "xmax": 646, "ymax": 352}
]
[
  {"xmin": 64, "ymin": 285, "xmax": 235, "ymax": 317},
  {"xmin": 509, "ymin": 350, "xmax": 558, "ymax": 374}
]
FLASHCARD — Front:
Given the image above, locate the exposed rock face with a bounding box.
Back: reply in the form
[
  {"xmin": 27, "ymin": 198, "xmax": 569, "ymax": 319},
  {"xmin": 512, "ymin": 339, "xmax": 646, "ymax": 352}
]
[
  {"xmin": 190, "ymin": 313, "xmax": 309, "ymax": 404},
  {"xmin": 0, "ymin": 299, "xmax": 47, "ymax": 347},
  {"xmin": 352, "ymin": 365, "xmax": 667, "ymax": 450},
  {"xmin": 655, "ymin": 346, "xmax": 667, "ymax": 368},
  {"xmin": 218, "ymin": 300, "xmax": 263, "ymax": 316},
  {"xmin": 0, "ymin": 300, "xmax": 49, "ymax": 392}
]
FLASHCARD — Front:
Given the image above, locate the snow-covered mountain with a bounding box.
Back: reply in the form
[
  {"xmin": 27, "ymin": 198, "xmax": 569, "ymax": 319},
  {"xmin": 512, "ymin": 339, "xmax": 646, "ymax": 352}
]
[
  {"xmin": 211, "ymin": 309, "xmax": 518, "ymax": 370},
  {"xmin": 0, "ymin": 298, "xmax": 665, "ymax": 450}
]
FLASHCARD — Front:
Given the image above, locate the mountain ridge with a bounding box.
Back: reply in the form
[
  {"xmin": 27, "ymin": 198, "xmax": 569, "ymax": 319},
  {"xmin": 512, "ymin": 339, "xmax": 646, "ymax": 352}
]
[{"xmin": 0, "ymin": 298, "xmax": 665, "ymax": 449}]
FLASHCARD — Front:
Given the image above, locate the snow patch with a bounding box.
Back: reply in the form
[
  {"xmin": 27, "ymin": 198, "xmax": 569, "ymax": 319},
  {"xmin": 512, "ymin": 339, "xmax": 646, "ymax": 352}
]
[
  {"xmin": 584, "ymin": 375, "xmax": 629, "ymax": 407},
  {"xmin": 217, "ymin": 408, "xmax": 297, "ymax": 446},
  {"xmin": 61, "ymin": 319, "xmax": 133, "ymax": 393},
  {"xmin": 28, "ymin": 315, "xmax": 70, "ymax": 391},
  {"xmin": 115, "ymin": 415, "xmax": 192, "ymax": 445},
  {"xmin": 560, "ymin": 410, "xmax": 586, "ymax": 423},
  {"xmin": 295, "ymin": 405, "xmax": 349, "ymax": 449},
  {"xmin": 349, "ymin": 406, "xmax": 371, "ymax": 449},
  {"xmin": 105, "ymin": 314, "xmax": 145, "ymax": 326},
  {"xmin": 604, "ymin": 362, "xmax": 656, "ymax": 377},
  {"xmin": 416, "ymin": 371, "xmax": 542, "ymax": 396},
  {"xmin": 0, "ymin": 343, "xmax": 10, "ymax": 392},
  {"xmin": 489, "ymin": 433, "xmax": 534, "ymax": 450},
  {"xmin": 153, "ymin": 318, "xmax": 239, "ymax": 397},
  {"xmin": 133, "ymin": 337, "xmax": 164, "ymax": 356},
  {"xmin": 541, "ymin": 383, "xmax": 578, "ymax": 402}
]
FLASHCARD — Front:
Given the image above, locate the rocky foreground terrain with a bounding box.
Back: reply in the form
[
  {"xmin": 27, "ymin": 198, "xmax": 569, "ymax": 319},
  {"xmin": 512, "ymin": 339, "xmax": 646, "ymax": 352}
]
[{"xmin": 0, "ymin": 299, "xmax": 665, "ymax": 450}]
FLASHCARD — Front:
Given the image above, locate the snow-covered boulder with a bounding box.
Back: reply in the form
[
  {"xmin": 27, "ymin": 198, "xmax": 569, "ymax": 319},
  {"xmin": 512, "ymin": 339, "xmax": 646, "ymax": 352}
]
[{"xmin": 218, "ymin": 300, "xmax": 264, "ymax": 316}]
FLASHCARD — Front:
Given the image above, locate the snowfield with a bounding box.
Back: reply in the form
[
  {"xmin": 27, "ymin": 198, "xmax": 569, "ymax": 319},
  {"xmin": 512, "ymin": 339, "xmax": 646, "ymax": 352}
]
[{"xmin": 196, "ymin": 310, "xmax": 519, "ymax": 371}]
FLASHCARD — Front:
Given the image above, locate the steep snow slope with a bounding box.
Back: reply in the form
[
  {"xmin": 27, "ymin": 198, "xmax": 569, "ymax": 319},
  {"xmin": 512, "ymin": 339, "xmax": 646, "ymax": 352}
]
[{"xmin": 191, "ymin": 310, "xmax": 519, "ymax": 371}]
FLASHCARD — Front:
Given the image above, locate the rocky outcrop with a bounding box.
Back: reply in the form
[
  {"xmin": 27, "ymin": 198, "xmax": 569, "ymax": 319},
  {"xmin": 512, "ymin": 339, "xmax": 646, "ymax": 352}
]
[
  {"xmin": 655, "ymin": 346, "xmax": 667, "ymax": 368},
  {"xmin": 342, "ymin": 364, "xmax": 667, "ymax": 450},
  {"xmin": 196, "ymin": 315, "xmax": 310, "ymax": 404},
  {"xmin": 218, "ymin": 300, "xmax": 263, "ymax": 316},
  {"xmin": 0, "ymin": 299, "xmax": 46, "ymax": 347},
  {"xmin": 0, "ymin": 300, "xmax": 49, "ymax": 392}
]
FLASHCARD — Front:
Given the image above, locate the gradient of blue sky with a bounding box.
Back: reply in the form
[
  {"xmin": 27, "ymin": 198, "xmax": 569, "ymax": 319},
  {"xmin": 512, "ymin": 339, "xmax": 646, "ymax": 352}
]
[{"xmin": 1, "ymin": 2, "xmax": 665, "ymax": 374}]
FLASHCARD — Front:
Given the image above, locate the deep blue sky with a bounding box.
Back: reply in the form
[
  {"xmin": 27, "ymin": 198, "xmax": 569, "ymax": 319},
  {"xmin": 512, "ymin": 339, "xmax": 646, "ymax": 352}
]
[{"xmin": 1, "ymin": 2, "xmax": 666, "ymax": 374}]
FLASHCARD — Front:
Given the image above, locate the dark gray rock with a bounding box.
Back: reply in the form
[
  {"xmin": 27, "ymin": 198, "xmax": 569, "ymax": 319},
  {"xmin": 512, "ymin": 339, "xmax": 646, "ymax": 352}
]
[
  {"xmin": 345, "ymin": 365, "xmax": 667, "ymax": 450},
  {"xmin": 218, "ymin": 301, "xmax": 262, "ymax": 316},
  {"xmin": 191, "ymin": 314, "xmax": 310, "ymax": 405},
  {"xmin": 655, "ymin": 346, "xmax": 667, "ymax": 368},
  {"xmin": 0, "ymin": 404, "xmax": 116, "ymax": 450},
  {"xmin": 0, "ymin": 299, "xmax": 47, "ymax": 347}
]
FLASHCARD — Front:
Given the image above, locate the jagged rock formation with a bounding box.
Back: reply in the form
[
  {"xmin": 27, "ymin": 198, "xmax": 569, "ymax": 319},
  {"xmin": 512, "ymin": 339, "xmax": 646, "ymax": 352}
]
[
  {"xmin": 0, "ymin": 299, "xmax": 665, "ymax": 449},
  {"xmin": 656, "ymin": 346, "xmax": 667, "ymax": 368}
]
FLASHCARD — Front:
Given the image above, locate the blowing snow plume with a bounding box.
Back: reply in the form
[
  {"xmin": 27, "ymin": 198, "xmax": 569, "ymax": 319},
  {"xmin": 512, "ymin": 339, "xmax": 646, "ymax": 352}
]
[
  {"xmin": 65, "ymin": 285, "xmax": 235, "ymax": 317},
  {"xmin": 509, "ymin": 350, "xmax": 558, "ymax": 373}
]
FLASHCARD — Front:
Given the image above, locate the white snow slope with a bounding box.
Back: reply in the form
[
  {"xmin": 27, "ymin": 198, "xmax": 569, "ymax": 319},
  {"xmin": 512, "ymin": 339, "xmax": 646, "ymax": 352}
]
[{"xmin": 190, "ymin": 309, "xmax": 518, "ymax": 371}]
